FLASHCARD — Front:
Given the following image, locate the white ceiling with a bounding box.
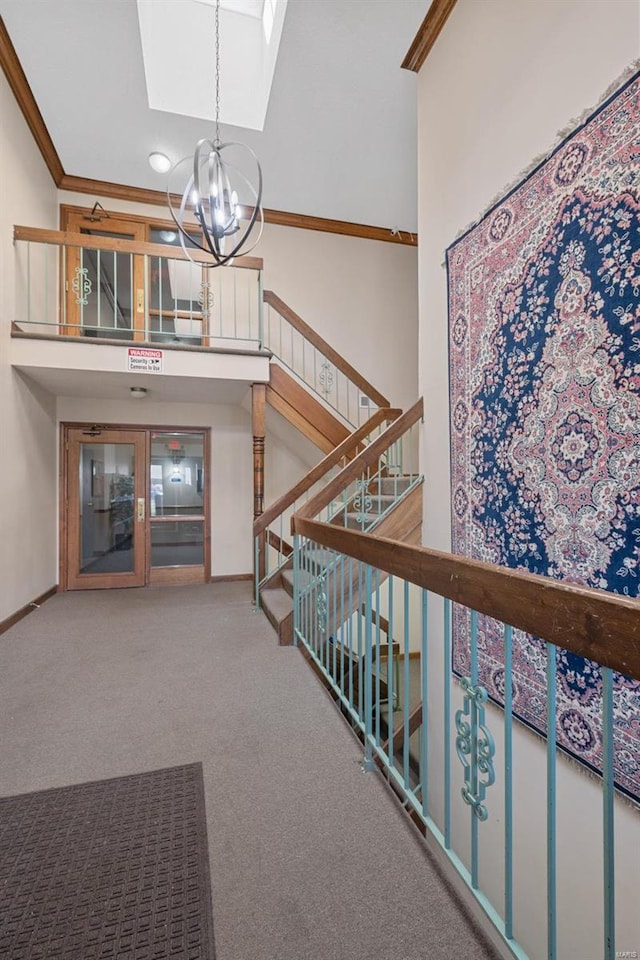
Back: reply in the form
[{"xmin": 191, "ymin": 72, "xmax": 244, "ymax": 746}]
[{"xmin": 0, "ymin": 0, "xmax": 427, "ymax": 232}]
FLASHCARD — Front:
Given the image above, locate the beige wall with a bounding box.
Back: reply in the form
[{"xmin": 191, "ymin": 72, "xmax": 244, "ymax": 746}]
[
  {"xmin": 0, "ymin": 69, "xmax": 58, "ymax": 621},
  {"xmin": 417, "ymin": 1, "xmax": 639, "ymax": 957}
]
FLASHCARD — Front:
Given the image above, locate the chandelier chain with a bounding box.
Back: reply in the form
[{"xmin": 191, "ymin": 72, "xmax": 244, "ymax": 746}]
[{"xmin": 215, "ymin": 0, "xmax": 221, "ymax": 145}]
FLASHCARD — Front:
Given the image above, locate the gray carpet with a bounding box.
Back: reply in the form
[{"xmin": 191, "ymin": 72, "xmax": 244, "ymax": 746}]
[{"xmin": 0, "ymin": 583, "xmax": 498, "ymax": 960}]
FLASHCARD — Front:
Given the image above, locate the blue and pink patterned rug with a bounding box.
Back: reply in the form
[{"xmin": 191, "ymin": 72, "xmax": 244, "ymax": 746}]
[{"xmin": 447, "ymin": 69, "xmax": 640, "ymax": 803}]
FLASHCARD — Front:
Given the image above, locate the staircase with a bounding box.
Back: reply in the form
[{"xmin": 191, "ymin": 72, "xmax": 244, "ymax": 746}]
[{"xmin": 256, "ymin": 388, "xmax": 424, "ymax": 645}]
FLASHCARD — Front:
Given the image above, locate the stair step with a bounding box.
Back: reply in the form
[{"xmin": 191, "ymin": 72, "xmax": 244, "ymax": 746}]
[
  {"xmin": 342, "ymin": 512, "xmax": 387, "ymax": 530},
  {"xmin": 260, "ymin": 585, "xmax": 294, "ymax": 645},
  {"xmin": 281, "ymin": 568, "xmax": 294, "ymax": 597},
  {"xmin": 372, "ymin": 476, "xmax": 414, "ymax": 496}
]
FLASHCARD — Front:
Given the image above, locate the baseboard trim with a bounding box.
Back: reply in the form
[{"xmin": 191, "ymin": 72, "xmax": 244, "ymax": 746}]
[
  {"xmin": 0, "ymin": 585, "xmax": 58, "ymax": 636},
  {"xmin": 209, "ymin": 573, "xmax": 253, "ymax": 584}
]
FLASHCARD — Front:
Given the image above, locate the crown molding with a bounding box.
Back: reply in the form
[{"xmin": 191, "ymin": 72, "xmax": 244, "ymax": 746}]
[
  {"xmin": 0, "ymin": 16, "xmax": 64, "ymax": 184},
  {"xmin": 1, "ymin": 17, "xmax": 418, "ymax": 248},
  {"xmin": 401, "ymin": 0, "xmax": 458, "ymax": 72},
  {"xmin": 59, "ymin": 175, "xmax": 417, "ymax": 246}
]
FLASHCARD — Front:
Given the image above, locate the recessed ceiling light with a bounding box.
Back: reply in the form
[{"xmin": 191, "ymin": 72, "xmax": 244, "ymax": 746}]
[
  {"xmin": 148, "ymin": 152, "xmax": 171, "ymax": 173},
  {"xmin": 130, "ymin": 386, "xmax": 148, "ymax": 399}
]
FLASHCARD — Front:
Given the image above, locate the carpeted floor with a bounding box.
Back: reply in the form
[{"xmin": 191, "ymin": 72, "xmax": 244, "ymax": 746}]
[{"xmin": 0, "ymin": 582, "xmax": 498, "ymax": 960}]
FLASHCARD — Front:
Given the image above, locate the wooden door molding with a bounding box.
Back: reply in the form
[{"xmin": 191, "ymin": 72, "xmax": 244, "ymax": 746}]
[
  {"xmin": 62, "ymin": 212, "xmax": 146, "ymax": 340},
  {"xmin": 65, "ymin": 428, "xmax": 147, "ymax": 590},
  {"xmin": 60, "ymin": 422, "xmax": 211, "ymax": 590}
]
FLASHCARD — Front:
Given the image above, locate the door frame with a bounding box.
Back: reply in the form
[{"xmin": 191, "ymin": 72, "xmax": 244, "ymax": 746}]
[
  {"xmin": 65, "ymin": 428, "xmax": 147, "ymax": 590},
  {"xmin": 60, "ymin": 422, "xmax": 211, "ymax": 590},
  {"xmin": 60, "ymin": 205, "xmax": 211, "ymax": 345},
  {"xmin": 62, "ymin": 211, "xmax": 147, "ymax": 340}
]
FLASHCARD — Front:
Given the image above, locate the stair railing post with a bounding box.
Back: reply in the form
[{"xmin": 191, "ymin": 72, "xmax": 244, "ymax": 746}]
[
  {"xmin": 252, "ymin": 383, "xmax": 266, "ymax": 602},
  {"xmin": 293, "ymin": 534, "xmax": 300, "ymax": 646},
  {"xmin": 258, "ymin": 269, "xmax": 264, "ymax": 349},
  {"xmin": 362, "ymin": 563, "xmax": 376, "ymax": 772}
]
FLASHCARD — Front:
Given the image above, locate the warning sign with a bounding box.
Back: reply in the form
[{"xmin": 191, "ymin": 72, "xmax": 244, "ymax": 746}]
[{"xmin": 127, "ymin": 347, "xmax": 163, "ymax": 374}]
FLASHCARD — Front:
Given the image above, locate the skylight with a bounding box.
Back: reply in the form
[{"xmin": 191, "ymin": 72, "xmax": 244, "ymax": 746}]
[{"xmin": 137, "ymin": 0, "xmax": 288, "ymax": 132}]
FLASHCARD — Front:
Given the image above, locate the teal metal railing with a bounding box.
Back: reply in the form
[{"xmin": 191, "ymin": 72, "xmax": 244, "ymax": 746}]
[
  {"xmin": 290, "ymin": 517, "xmax": 640, "ymax": 960},
  {"xmin": 262, "ymin": 290, "xmax": 390, "ymax": 427},
  {"xmin": 253, "ymin": 407, "xmax": 402, "ymax": 600},
  {"xmin": 13, "ymin": 226, "xmax": 263, "ymax": 348},
  {"xmin": 293, "ymin": 399, "xmax": 423, "ymax": 532}
]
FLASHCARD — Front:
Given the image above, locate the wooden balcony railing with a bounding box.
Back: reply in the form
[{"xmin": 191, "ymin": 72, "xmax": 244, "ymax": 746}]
[
  {"xmin": 263, "ymin": 289, "xmax": 389, "ymax": 426},
  {"xmin": 13, "ymin": 225, "xmax": 263, "ymax": 348}
]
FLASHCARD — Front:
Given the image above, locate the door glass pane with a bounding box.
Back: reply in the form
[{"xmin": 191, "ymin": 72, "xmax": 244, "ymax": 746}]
[
  {"xmin": 148, "ymin": 230, "xmax": 204, "ymax": 346},
  {"xmin": 150, "ymin": 521, "xmax": 204, "ymax": 567},
  {"xmin": 150, "ymin": 432, "xmax": 204, "ymax": 517},
  {"xmin": 78, "ymin": 229, "xmax": 136, "ymax": 340},
  {"xmin": 79, "ymin": 443, "xmax": 135, "ymax": 574}
]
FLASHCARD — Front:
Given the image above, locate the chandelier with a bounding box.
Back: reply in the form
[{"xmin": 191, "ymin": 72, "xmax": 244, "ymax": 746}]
[{"xmin": 168, "ymin": 0, "xmax": 263, "ymax": 267}]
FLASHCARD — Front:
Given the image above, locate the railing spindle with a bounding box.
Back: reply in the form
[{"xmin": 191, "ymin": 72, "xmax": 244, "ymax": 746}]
[
  {"xmin": 403, "ymin": 579, "xmax": 410, "ymax": 787},
  {"xmin": 470, "ymin": 608, "xmax": 479, "ymax": 890},
  {"xmin": 387, "ymin": 575, "xmax": 395, "ymax": 767},
  {"xmin": 27, "ymin": 242, "xmax": 31, "ymax": 326},
  {"xmin": 546, "ymin": 642, "xmax": 557, "ymax": 960},
  {"xmin": 602, "ymin": 665, "xmax": 615, "ymax": 960},
  {"xmin": 420, "ymin": 587, "xmax": 428, "ymax": 817},
  {"xmin": 504, "ymin": 623, "xmax": 514, "ymax": 939},
  {"xmin": 364, "ymin": 564, "xmax": 374, "ymax": 769},
  {"xmin": 374, "ymin": 567, "xmax": 381, "ymax": 746},
  {"xmin": 444, "ymin": 597, "xmax": 452, "ymax": 850}
]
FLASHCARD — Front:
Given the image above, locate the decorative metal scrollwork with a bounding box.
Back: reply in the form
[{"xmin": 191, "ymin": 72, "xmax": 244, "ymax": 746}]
[
  {"xmin": 353, "ymin": 478, "xmax": 373, "ymax": 524},
  {"xmin": 198, "ymin": 281, "xmax": 214, "ymax": 315},
  {"xmin": 72, "ymin": 266, "xmax": 92, "ymax": 306},
  {"xmin": 318, "ymin": 361, "xmax": 334, "ymax": 395},
  {"xmin": 455, "ymin": 677, "xmax": 496, "ymax": 820},
  {"xmin": 316, "ymin": 573, "xmax": 327, "ymax": 636}
]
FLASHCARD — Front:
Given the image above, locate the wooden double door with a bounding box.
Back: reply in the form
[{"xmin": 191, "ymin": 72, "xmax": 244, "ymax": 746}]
[{"xmin": 62, "ymin": 425, "xmax": 209, "ymax": 590}]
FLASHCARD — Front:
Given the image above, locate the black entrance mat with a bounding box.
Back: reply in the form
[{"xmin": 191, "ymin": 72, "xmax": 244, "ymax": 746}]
[{"xmin": 0, "ymin": 763, "xmax": 215, "ymax": 960}]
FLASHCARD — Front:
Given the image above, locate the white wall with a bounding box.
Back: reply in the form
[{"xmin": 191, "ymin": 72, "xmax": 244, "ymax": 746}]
[
  {"xmin": 56, "ymin": 397, "xmax": 255, "ymax": 577},
  {"xmin": 417, "ymin": 1, "xmax": 639, "ymax": 957},
  {"xmin": 0, "ymin": 69, "xmax": 58, "ymax": 621}
]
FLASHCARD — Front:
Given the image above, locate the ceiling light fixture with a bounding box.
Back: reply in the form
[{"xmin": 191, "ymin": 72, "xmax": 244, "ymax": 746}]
[
  {"xmin": 148, "ymin": 151, "xmax": 171, "ymax": 174},
  {"xmin": 130, "ymin": 386, "xmax": 148, "ymax": 399},
  {"xmin": 167, "ymin": 0, "xmax": 263, "ymax": 267}
]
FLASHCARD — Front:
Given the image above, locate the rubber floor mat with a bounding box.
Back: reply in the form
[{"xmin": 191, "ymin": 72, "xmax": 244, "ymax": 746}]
[{"xmin": 0, "ymin": 763, "xmax": 215, "ymax": 959}]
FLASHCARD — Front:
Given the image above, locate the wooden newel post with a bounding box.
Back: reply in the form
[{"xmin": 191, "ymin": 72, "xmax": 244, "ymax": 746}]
[
  {"xmin": 252, "ymin": 384, "xmax": 266, "ymax": 520},
  {"xmin": 253, "ymin": 436, "xmax": 264, "ymax": 517},
  {"xmin": 252, "ymin": 384, "xmax": 267, "ymax": 590}
]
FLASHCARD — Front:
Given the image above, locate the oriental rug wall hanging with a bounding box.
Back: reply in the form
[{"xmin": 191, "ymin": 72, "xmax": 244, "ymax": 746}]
[{"xmin": 447, "ymin": 69, "xmax": 640, "ymax": 803}]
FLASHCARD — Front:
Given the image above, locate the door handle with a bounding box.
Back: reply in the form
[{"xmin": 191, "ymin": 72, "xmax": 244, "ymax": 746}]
[{"xmin": 137, "ymin": 498, "xmax": 145, "ymax": 522}]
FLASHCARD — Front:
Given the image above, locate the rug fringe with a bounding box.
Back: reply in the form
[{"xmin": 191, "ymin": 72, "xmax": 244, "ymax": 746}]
[{"xmin": 443, "ymin": 58, "xmax": 640, "ymax": 261}]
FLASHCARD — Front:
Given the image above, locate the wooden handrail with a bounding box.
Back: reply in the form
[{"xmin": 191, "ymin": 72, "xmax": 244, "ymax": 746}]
[
  {"xmin": 253, "ymin": 407, "xmax": 401, "ymax": 536},
  {"xmin": 13, "ymin": 225, "xmax": 263, "ymax": 271},
  {"xmin": 266, "ymin": 530, "xmax": 293, "ymax": 558},
  {"xmin": 294, "ymin": 398, "xmax": 423, "ymax": 524},
  {"xmin": 290, "ymin": 519, "xmax": 640, "ymax": 682},
  {"xmin": 263, "ymin": 290, "xmax": 390, "ymax": 408}
]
